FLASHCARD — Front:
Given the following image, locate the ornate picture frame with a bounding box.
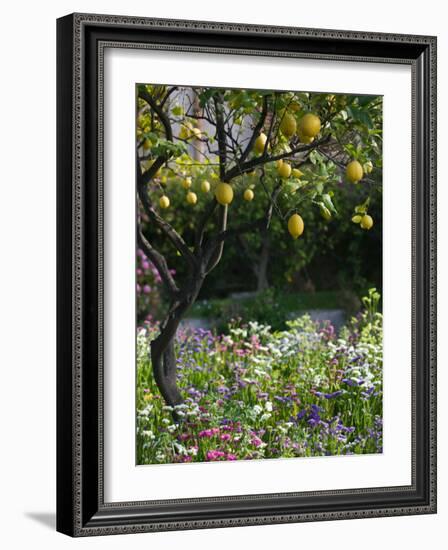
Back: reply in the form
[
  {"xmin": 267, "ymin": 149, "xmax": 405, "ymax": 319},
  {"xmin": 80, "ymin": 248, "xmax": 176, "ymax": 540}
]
[{"xmin": 56, "ymin": 13, "xmax": 437, "ymax": 536}]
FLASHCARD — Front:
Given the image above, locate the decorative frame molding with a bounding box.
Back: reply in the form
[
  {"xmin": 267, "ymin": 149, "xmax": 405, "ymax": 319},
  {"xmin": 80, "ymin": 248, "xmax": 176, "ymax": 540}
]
[{"xmin": 57, "ymin": 13, "xmax": 437, "ymax": 537}]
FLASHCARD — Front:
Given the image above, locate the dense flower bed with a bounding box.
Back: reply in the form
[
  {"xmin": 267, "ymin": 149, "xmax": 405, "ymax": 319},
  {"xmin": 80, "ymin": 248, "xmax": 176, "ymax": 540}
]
[{"xmin": 137, "ymin": 298, "xmax": 383, "ymax": 465}]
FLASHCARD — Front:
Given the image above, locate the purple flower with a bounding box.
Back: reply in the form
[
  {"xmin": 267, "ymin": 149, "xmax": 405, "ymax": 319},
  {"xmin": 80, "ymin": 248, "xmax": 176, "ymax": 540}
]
[{"xmin": 324, "ymin": 390, "xmax": 343, "ymax": 399}]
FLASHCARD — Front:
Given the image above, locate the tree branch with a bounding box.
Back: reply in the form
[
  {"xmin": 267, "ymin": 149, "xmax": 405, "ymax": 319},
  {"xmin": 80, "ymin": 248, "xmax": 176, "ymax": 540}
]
[
  {"xmin": 136, "ymin": 158, "xmax": 197, "ymax": 268},
  {"xmin": 203, "ymin": 183, "xmax": 281, "ymax": 263},
  {"xmin": 205, "ymin": 205, "xmax": 228, "ymax": 274},
  {"xmin": 238, "ymin": 95, "xmax": 270, "ymax": 166},
  {"xmin": 137, "ymin": 229, "xmax": 179, "ymax": 296},
  {"xmin": 194, "ymin": 198, "xmax": 218, "ymax": 254},
  {"xmin": 213, "ymin": 93, "xmax": 227, "ymax": 180},
  {"xmin": 138, "ymin": 87, "xmax": 173, "ymax": 141},
  {"xmin": 224, "ymin": 134, "xmax": 331, "ymax": 181}
]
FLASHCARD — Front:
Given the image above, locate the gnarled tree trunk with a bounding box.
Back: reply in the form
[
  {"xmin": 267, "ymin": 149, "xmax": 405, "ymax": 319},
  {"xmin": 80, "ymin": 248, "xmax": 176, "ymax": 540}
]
[{"xmin": 150, "ymin": 275, "xmax": 205, "ymax": 410}]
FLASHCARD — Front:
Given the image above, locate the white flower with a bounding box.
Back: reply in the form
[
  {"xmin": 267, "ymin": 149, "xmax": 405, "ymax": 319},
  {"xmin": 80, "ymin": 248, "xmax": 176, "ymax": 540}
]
[
  {"xmin": 142, "ymin": 430, "xmax": 155, "ymax": 440},
  {"xmin": 253, "ymin": 404, "xmax": 263, "ymax": 416},
  {"xmin": 265, "ymin": 401, "xmax": 273, "ymax": 412}
]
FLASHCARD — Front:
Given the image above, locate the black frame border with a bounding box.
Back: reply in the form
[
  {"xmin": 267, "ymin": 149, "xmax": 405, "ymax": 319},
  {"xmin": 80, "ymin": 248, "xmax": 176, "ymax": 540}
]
[{"xmin": 57, "ymin": 13, "xmax": 437, "ymax": 537}]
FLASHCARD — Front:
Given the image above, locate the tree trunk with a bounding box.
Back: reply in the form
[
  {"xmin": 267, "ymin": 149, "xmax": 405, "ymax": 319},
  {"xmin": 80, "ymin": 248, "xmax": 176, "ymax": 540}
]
[
  {"xmin": 256, "ymin": 232, "xmax": 270, "ymax": 292},
  {"xmin": 150, "ymin": 277, "xmax": 204, "ymax": 412}
]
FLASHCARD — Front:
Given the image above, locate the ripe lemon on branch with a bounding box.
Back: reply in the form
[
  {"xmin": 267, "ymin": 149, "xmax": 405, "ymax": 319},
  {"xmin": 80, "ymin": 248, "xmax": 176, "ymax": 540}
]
[
  {"xmin": 298, "ymin": 113, "xmax": 321, "ymax": 138},
  {"xmin": 201, "ymin": 180, "xmax": 211, "ymax": 193},
  {"xmin": 278, "ymin": 161, "xmax": 292, "ymax": 178},
  {"xmin": 287, "ymin": 213, "xmax": 304, "ymax": 239},
  {"xmin": 186, "ymin": 191, "xmax": 197, "ymax": 205},
  {"xmin": 360, "ymin": 214, "xmax": 373, "ymax": 230},
  {"xmin": 215, "ymin": 182, "xmax": 234, "ymax": 205},
  {"xmin": 254, "ymin": 133, "xmax": 268, "ymax": 154},
  {"xmin": 159, "ymin": 195, "xmax": 170, "ymax": 209},
  {"xmin": 243, "ymin": 189, "xmax": 254, "ymax": 201},
  {"xmin": 346, "ymin": 160, "xmax": 364, "ymax": 183},
  {"xmin": 182, "ymin": 176, "xmax": 192, "ymax": 189},
  {"xmin": 280, "ymin": 113, "xmax": 297, "ymax": 137}
]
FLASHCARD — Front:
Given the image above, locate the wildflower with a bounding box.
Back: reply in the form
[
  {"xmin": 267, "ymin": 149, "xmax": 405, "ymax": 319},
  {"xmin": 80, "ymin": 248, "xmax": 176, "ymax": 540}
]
[
  {"xmin": 206, "ymin": 450, "xmax": 226, "ymax": 461},
  {"xmin": 324, "ymin": 390, "xmax": 343, "ymax": 399}
]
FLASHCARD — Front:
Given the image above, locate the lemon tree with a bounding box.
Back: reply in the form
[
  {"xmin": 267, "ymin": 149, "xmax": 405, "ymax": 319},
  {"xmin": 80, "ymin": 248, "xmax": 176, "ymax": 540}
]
[{"xmin": 136, "ymin": 85, "xmax": 382, "ymax": 410}]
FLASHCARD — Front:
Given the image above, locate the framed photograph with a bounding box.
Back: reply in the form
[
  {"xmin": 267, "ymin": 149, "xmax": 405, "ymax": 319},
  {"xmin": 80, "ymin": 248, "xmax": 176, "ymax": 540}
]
[{"xmin": 56, "ymin": 13, "xmax": 437, "ymax": 537}]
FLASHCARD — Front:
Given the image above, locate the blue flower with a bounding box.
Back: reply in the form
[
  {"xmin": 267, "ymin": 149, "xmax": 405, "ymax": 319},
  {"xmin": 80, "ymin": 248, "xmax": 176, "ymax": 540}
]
[{"xmin": 324, "ymin": 390, "xmax": 343, "ymax": 399}]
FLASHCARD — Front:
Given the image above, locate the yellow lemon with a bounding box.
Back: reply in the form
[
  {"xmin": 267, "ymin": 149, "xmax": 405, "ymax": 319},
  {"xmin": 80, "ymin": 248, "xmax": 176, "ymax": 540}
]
[
  {"xmin": 143, "ymin": 138, "xmax": 152, "ymax": 150},
  {"xmin": 186, "ymin": 191, "xmax": 197, "ymax": 205},
  {"xmin": 278, "ymin": 161, "xmax": 292, "ymax": 178},
  {"xmin": 182, "ymin": 177, "xmax": 192, "ymax": 189},
  {"xmin": 291, "ymin": 168, "xmax": 304, "ymax": 178},
  {"xmin": 297, "ymin": 128, "xmax": 315, "ymax": 144},
  {"xmin": 243, "ymin": 189, "xmax": 254, "ymax": 201},
  {"xmin": 191, "ymin": 127, "xmax": 202, "ymax": 139},
  {"xmin": 299, "ymin": 113, "xmax": 321, "ymax": 137},
  {"xmin": 346, "ymin": 160, "xmax": 364, "ymax": 183},
  {"xmin": 280, "ymin": 113, "xmax": 297, "ymax": 137},
  {"xmin": 160, "ymin": 175, "xmax": 167, "ymax": 186},
  {"xmin": 201, "ymin": 180, "xmax": 211, "ymax": 193},
  {"xmin": 215, "ymin": 182, "xmax": 234, "ymax": 205},
  {"xmin": 276, "ymin": 159, "xmax": 284, "ymax": 169},
  {"xmin": 360, "ymin": 214, "xmax": 373, "ymax": 230},
  {"xmin": 254, "ymin": 133, "xmax": 267, "ymax": 154},
  {"xmin": 288, "ymin": 214, "xmax": 304, "ymax": 239},
  {"xmin": 159, "ymin": 195, "xmax": 170, "ymax": 209},
  {"xmin": 351, "ymin": 215, "xmax": 362, "ymax": 224}
]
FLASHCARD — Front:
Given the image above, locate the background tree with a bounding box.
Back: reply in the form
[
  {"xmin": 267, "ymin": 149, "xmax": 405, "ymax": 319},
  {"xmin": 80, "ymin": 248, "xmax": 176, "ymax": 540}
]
[{"xmin": 136, "ymin": 85, "xmax": 382, "ymax": 410}]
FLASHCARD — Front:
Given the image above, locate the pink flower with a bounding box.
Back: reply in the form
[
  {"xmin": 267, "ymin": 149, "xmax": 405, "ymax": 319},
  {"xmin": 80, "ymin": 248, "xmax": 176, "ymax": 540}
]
[
  {"xmin": 226, "ymin": 453, "xmax": 237, "ymax": 461},
  {"xmin": 251, "ymin": 436, "xmax": 263, "ymax": 447},
  {"xmin": 143, "ymin": 284, "xmax": 151, "ymax": 294},
  {"xmin": 206, "ymin": 450, "xmax": 226, "ymax": 461},
  {"xmin": 220, "ymin": 433, "xmax": 231, "ymax": 441}
]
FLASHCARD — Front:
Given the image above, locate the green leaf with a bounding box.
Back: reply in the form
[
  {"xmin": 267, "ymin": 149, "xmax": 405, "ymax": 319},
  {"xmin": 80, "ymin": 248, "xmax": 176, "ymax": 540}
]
[
  {"xmin": 322, "ymin": 193, "xmax": 337, "ymax": 215},
  {"xmin": 347, "ymin": 106, "xmax": 373, "ymax": 129},
  {"xmin": 357, "ymin": 95, "xmax": 378, "ymax": 107}
]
